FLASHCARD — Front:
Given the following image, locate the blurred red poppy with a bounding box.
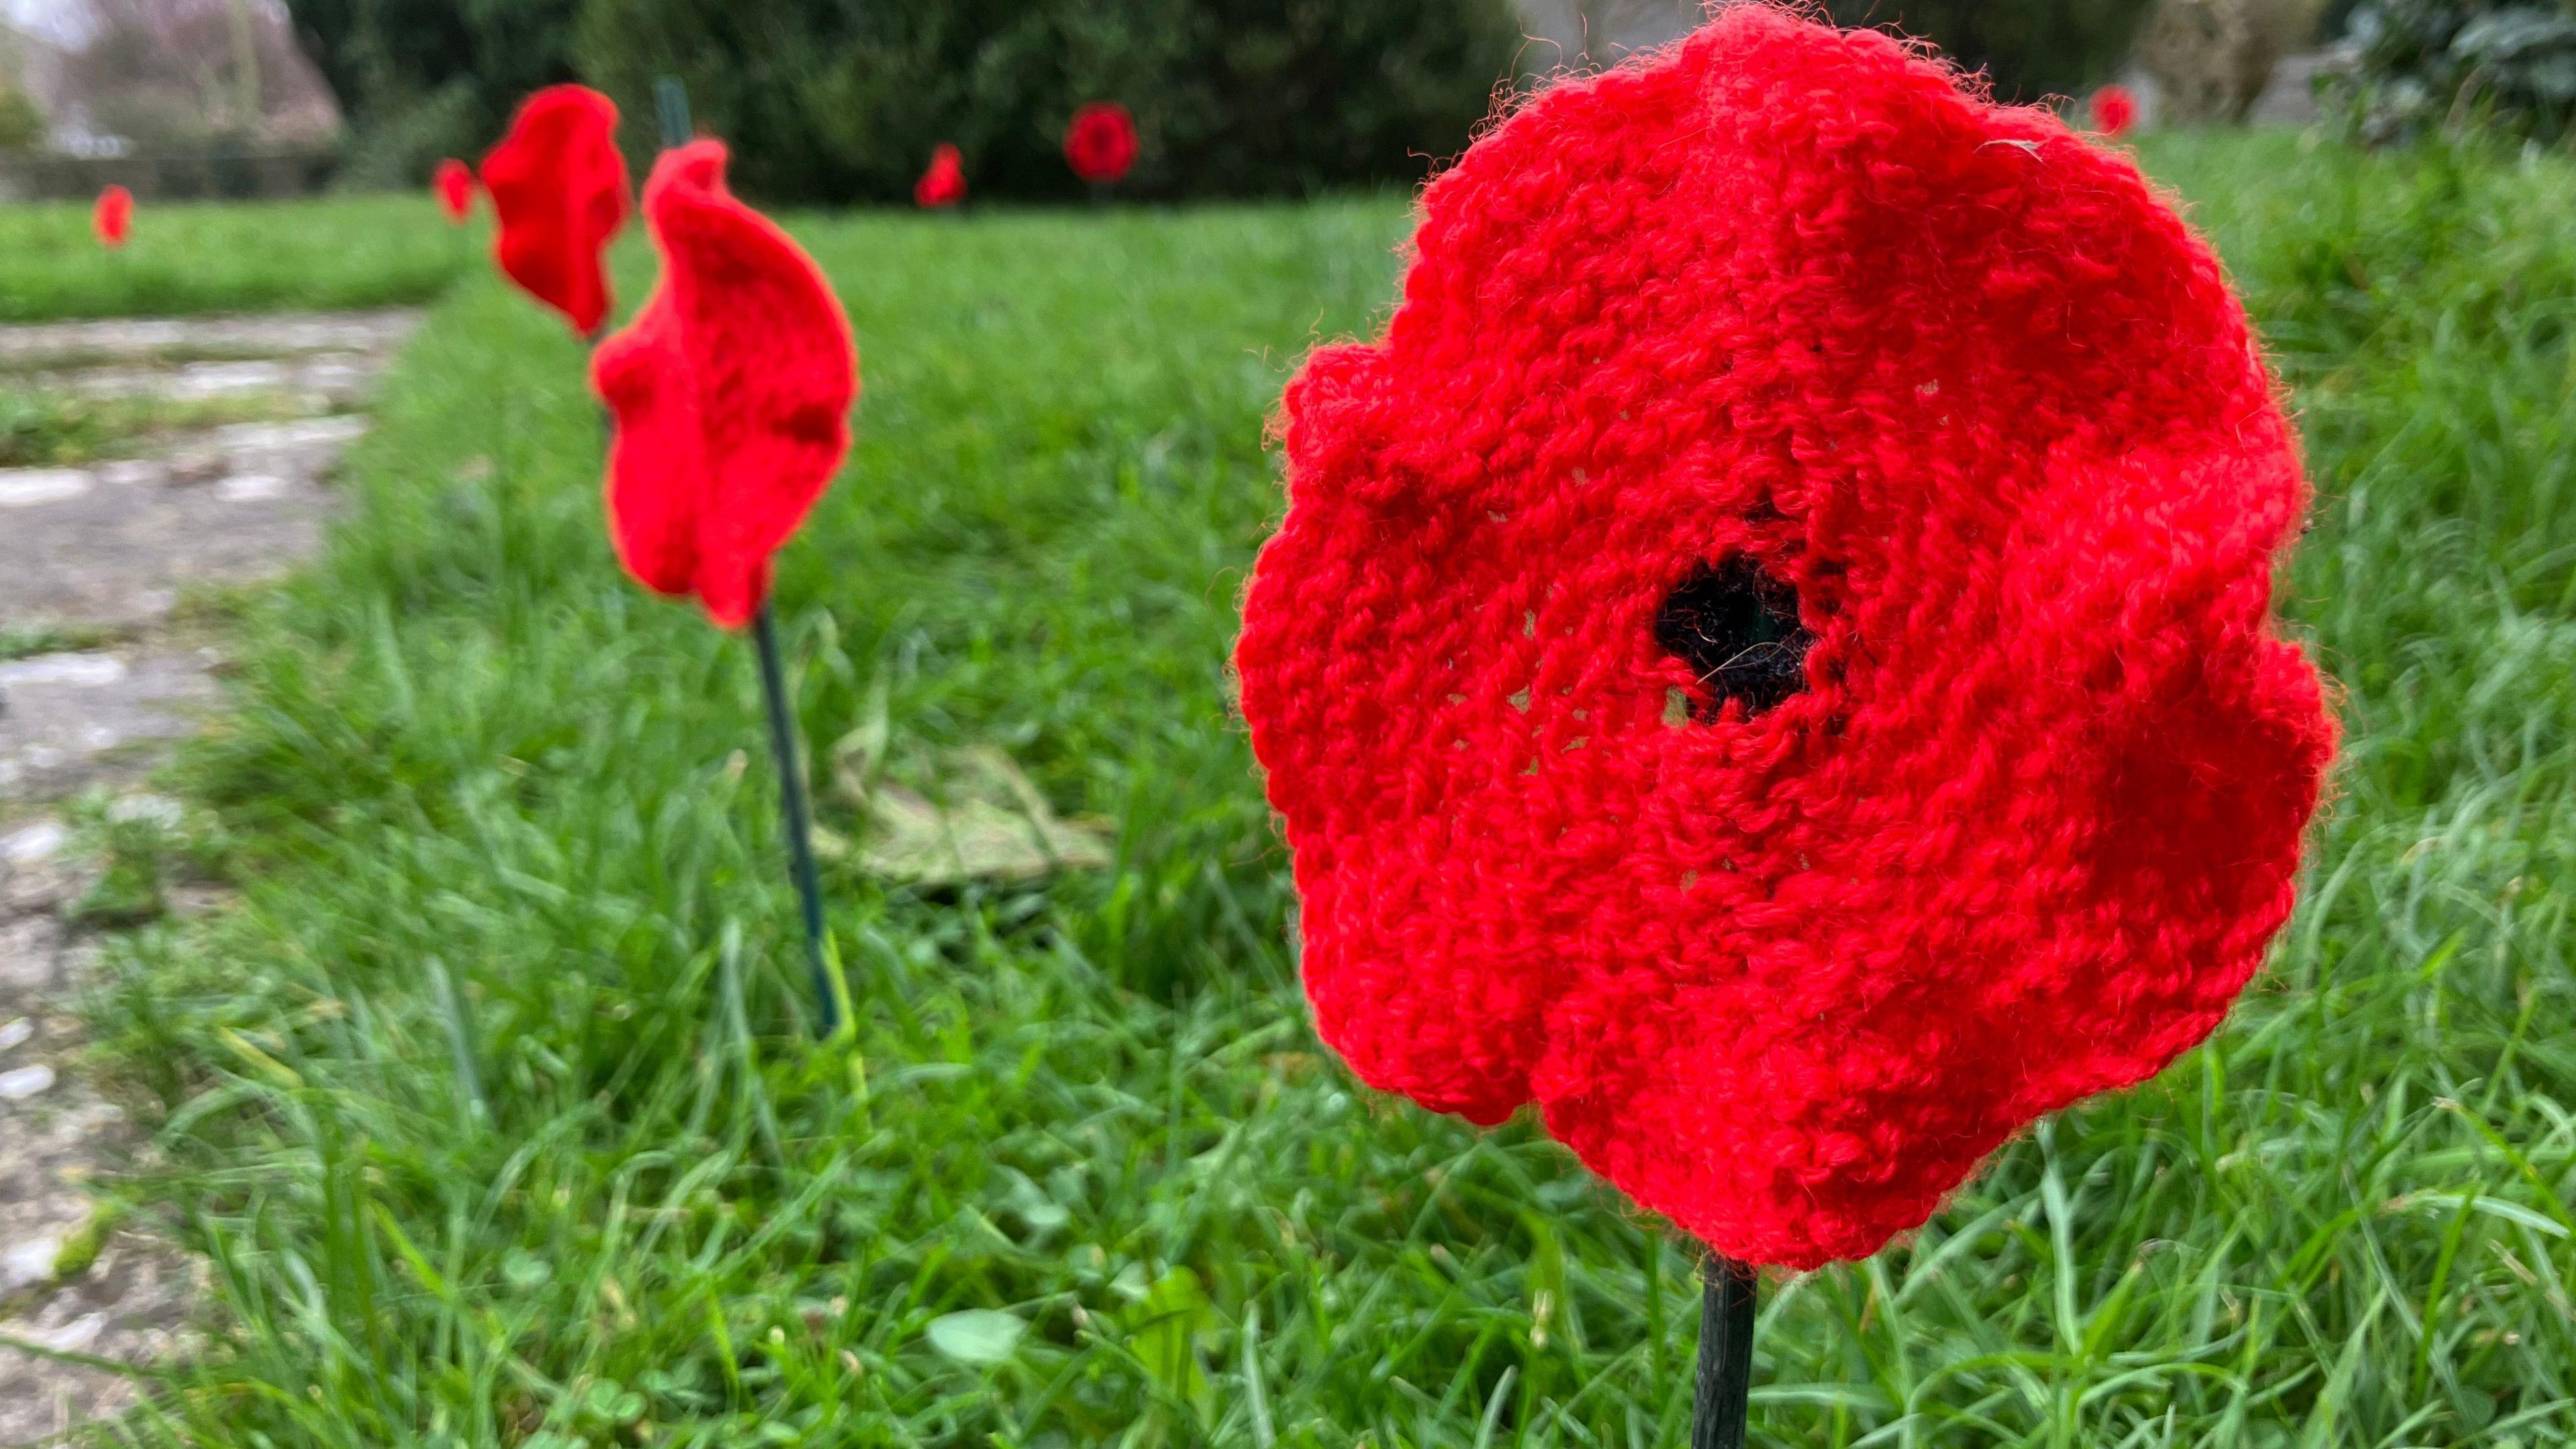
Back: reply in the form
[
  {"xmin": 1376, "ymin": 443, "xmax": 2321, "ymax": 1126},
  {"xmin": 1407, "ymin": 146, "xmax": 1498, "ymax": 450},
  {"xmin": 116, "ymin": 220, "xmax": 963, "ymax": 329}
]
[
  {"xmin": 1063, "ymin": 102, "xmax": 1137, "ymax": 184},
  {"xmin": 481, "ymin": 85, "xmax": 631, "ymax": 335},
  {"xmin": 915, "ymin": 144, "xmax": 967, "ymax": 208},
  {"xmin": 433, "ymin": 158, "xmax": 476, "ymax": 223},
  {"xmin": 93, "ymin": 185, "xmax": 132, "ymax": 248},
  {"xmin": 591, "ymin": 140, "xmax": 858, "ymax": 629},
  {"xmin": 2090, "ymin": 83, "xmax": 2139, "ymax": 136}
]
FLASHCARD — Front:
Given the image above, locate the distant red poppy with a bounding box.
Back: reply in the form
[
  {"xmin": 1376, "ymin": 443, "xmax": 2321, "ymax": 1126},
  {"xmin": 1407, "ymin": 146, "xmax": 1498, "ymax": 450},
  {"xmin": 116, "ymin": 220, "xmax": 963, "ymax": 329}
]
[
  {"xmin": 481, "ymin": 85, "xmax": 631, "ymax": 335},
  {"xmin": 591, "ymin": 140, "xmax": 859, "ymax": 629},
  {"xmin": 1063, "ymin": 101, "xmax": 1138, "ymax": 184},
  {"xmin": 915, "ymin": 143, "xmax": 967, "ymax": 209},
  {"xmin": 2090, "ymin": 83, "xmax": 2139, "ymax": 137},
  {"xmin": 93, "ymin": 185, "xmax": 132, "ymax": 248},
  {"xmin": 433, "ymin": 158, "xmax": 476, "ymax": 223}
]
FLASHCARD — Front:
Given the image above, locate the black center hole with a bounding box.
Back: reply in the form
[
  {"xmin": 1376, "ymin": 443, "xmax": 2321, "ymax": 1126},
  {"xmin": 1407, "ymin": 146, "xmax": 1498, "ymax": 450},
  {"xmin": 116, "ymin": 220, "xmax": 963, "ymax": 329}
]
[{"xmin": 1653, "ymin": 557, "xmax": 1813, "ymax": 720}]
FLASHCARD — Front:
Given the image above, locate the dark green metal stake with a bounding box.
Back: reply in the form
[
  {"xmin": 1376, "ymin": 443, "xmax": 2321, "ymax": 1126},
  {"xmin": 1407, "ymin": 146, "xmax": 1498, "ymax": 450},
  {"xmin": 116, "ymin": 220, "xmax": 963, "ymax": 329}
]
[
  {"xmin": 1692, "ymin": 1256, "xmax": 1757, "ymax": 1449},
  {"xmin": 753, "ymin": 604, "xmax": 837, "ymax": 1033},
  {"xmin": 654, "ymin": 76, "xmax": 692, "ymax": 152}
]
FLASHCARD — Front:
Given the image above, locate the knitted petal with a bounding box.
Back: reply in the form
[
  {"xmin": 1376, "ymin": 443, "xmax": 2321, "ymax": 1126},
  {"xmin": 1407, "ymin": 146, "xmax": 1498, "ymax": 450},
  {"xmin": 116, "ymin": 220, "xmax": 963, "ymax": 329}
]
[
  {"xmin": 1233, "ymin": 8, "xmax": 2336, "ymax": 1269},
  {"xmin": 593, "ymin": 279, "xmax": 704, "ymax": 602},
  {"xmin": 482, "ymin": 85, "xmax": 629, "ymax": 335},
  {"xmin": 591, "ymin": 140, "xmax": 858, "ymax": 630}
]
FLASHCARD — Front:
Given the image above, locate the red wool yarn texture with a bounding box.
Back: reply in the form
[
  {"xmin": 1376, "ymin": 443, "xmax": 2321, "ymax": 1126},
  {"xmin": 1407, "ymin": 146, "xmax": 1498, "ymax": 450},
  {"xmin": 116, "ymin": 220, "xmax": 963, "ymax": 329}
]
[
  {"xmin": 916, "ymin": 144, "xmax": 967, "ymax": 208},
  {"xmin": 2091, "ymin": 83, "xmax": 2139, "ymax": 136},
  {"xmin": 93, "ymin": 185, "xmax": 131, "ymax": 248},
  {"xmin": 434, "ymin": 158, "xmax": 476, "ymax": 223},
  {"xmin": 1234, "ymin": 8, "xmax": 2335, "ymax": 1270},
  {"xmin": 591, "ymin": 140, "xmax": 857, "ymax": 630},
  {"xmin": 481, "ymin": 85, "xmax": 630, "ymax": 335},
  {"xmin": 1063, "ymin": 101, "xmax": 1138, "ymax": 183}
]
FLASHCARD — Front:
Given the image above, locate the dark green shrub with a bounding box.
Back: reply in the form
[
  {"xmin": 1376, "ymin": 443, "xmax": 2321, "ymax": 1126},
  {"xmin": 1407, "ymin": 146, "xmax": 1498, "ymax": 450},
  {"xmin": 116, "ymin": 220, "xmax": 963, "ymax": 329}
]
[
  {"xmin": 0, "ymin": 78, "xmax": 43, "ymax": 151},
  {"xmin": 2333, "ymin": 0, "xmax": 2576, "ymax": 143},
  {"xmin": 283, "ymin": 0, "xmax": 582, "ymax": 185},
  {"xmin": 1825, "ymin": 0, "xmax": 2157, "ymax": 101},
  {"xmin": 570, "ymin": 0, "xmax": 1519, "ymax": 203}
]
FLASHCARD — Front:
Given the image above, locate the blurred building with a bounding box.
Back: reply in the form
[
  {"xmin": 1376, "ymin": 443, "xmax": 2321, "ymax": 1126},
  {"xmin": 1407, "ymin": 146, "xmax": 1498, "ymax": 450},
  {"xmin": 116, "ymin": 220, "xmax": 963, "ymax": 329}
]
[
  {"xmin": 3, "ymin": 0, "xmax": 336, "ymax": 156},
  {"xmin": 1, "ymin": 0, "xmax": 338, "ymax": 196}
]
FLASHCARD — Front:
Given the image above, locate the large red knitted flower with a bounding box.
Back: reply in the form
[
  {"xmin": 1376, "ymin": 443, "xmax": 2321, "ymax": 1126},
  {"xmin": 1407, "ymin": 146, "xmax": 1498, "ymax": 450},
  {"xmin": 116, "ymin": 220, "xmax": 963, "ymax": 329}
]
[
  {"xmin": 481, "ymin": 85, "xmax": 630, "ymax": 335},
  {"xmin": 1234, "ymin": 9, "xmax": 2335, "ymax": 1271},
  {"xmin": 590, "ymin": 140, "xmax": 857, "ymax": 630}
]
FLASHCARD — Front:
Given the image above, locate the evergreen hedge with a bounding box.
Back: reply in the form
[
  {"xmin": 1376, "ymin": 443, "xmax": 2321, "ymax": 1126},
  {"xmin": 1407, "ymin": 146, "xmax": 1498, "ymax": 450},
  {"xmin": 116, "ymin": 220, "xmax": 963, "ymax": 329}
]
[{"xmin": 288, "ymin": 0, "xmax": 1517, "ymax": 201}]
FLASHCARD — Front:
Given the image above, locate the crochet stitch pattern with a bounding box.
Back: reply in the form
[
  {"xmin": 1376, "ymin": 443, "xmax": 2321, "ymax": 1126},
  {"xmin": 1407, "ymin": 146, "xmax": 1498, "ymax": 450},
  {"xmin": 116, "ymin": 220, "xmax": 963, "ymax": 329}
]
[{"xmin": 1234, "ymin": 6, "xmax": 2337, "ymax": 1269}]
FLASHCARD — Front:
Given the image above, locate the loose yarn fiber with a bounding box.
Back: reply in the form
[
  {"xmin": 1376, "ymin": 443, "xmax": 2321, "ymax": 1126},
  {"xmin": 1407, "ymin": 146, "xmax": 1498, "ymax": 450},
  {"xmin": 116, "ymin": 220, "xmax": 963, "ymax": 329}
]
[{"xmin": 1234, "ymin": 6, "xmax": 2337, "ymax": 1269}]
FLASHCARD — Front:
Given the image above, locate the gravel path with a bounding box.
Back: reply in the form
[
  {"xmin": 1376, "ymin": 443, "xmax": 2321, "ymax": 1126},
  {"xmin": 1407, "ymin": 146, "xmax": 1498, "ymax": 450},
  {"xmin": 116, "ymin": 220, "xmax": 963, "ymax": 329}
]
[{"xmin": 0, "ymin": 309, "xmax": 417, "ymax": 1444}]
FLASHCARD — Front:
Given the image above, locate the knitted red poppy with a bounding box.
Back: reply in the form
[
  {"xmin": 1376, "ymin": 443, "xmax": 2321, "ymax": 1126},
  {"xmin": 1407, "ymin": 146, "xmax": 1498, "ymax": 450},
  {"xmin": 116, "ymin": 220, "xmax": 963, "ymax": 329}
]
[
  {"xmin": 93, "ymin": 185, "xmax": 131, "ymax": 248},
  {"xmin": 916, "ymin": 144, "xmax": 967, "ymax": 209},
  {"xmin": 1063, "ymin": 102, "xmax": 1138, "ymax": 184},
  {"xmin": 434, "ymin": 158, "xmax": 476, "ymax": 223},
  {"xmin": 481, "ymin": 85, "xmax": 630, "ymax": 335},
  {"xmin": 1234, "ymin": 8, "xmax": 2335, "ymax": 1270},
  {"xmin": 590, "ymin": 140, "xmax": 857, "ymax": 630}
]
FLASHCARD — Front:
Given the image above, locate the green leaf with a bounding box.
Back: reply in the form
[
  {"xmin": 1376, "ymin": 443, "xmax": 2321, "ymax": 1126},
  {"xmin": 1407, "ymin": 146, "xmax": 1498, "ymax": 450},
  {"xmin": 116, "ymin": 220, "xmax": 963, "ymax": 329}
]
[
  {"xmin": 500, "ymin": 1248, "xmax": 551, "ymax": 1291},
  {"xmin": 926, "ymin": 1308, "xmax": 1026, "ymax": 1366},
  {"xmin": 1129, "ymin": 1267, "xmax": 1216, "ymax": 1424}
]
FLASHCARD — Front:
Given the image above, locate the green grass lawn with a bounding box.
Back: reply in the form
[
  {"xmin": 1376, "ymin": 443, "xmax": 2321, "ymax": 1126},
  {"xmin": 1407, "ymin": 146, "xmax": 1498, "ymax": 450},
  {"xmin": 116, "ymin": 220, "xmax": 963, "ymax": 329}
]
[
  {"xmin": 60, "ymin": 132, "xmax": 2576, "ymax": 1447},
  {"xmin": 0, "ymin": 193, "xmax": 474, "ymax": 321}
]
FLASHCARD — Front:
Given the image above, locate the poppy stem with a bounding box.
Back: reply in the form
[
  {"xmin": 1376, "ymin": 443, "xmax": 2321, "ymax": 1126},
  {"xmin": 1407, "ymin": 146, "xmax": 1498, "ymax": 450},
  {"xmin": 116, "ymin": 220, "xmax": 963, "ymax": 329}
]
[
  {"xmin": 1691, "ymin": 1254, "xmax": 1758, "ymax": 1449},
  {"xmin": 752, "ymin": 602, "xmax": 840, "ymax": 1034}
]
